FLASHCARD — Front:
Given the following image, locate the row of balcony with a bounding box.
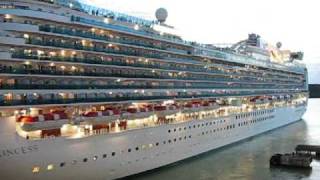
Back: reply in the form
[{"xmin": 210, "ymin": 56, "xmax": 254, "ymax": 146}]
[
  {"xmin": 0, "ymin": 65, "xmax": 302, "ymax": 86},
  {"xmin": 0, "ymin": 90, "xmax": 299, "ymax": 106},
  {"xmin": 25, "ymin": 37, "xmax": 165, "ymax": 59},
  {"xmin": 0, "ymin": 83, "xmax": 300, "ymax": 90},
  {"xmin": 38, "ymin": 25, "xmax": 182, "ymax": 53},
  {"xmin": 10, "ymin": 51, "xmax": 302, "ymax": 85}
]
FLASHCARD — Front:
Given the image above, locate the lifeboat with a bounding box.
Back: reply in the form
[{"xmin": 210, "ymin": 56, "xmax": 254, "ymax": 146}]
[
  {"xmin": 80, "ymin": 108, "xmax": 120, "ymax": 124},
  {"xmin": 155, "ymin": 104, "xmax": 179, "ymax": 116},
  {"xmin": 18, "ymin": 111, "xmax": 69, "ymax": 131},
  {"xmin": 122, "ymin": 107, "xmax": 153, "ymax": 120}
]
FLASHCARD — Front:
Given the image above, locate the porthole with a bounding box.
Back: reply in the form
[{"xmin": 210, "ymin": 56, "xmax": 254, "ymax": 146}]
[
  {"xmin": 168, "ymin": 130, "xmax": 171, "ymax": 133},
  {"xmin": 135, "ymin": 147, "xmax": 139, "ymax": 151},
  {"xmin": 103, "ymin": 154, "xmax": 107, "ymax": 158},
  {"xmin": 112, "ymin": 152, "xmax": 116, "ymax": 156},
  {"xmin": 83, "ymin": 158, "xmax": 88, "ymax": 162},
  {"xmin": 179, "ymin": 128, "xmax": 182, "ymax": 131},
  {"xmin": 60, "ymin": 162, "xmax": 65, "ymax": 167},
  {"xmin": 174, "ymin": 129, "xmax": 176, "ymax": 132},
  {"xmin": 156, "ymin": 142, "xmax": 159, "ymax": 146},
  {"xmin": 168, "ymin": 140, "xmax": 171, "ymax": 143},
  {"xmin": 173, "ymin": 138, "xmax": 176, "ymax": 142},
  {"xmin": 128, "ymin": 148, "xmax": 132, "ymax": 152}
]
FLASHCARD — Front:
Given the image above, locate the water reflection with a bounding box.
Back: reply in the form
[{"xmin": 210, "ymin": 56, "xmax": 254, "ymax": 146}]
[{"xmin": 125, "ymin": 99, "xmax": 320, "ymax": 180}]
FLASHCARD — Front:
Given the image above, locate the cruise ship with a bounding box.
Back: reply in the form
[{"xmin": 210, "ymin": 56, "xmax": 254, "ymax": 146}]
[{"xmin": 0, "ymin": 0, "xmax": 308, "ymax": 179}]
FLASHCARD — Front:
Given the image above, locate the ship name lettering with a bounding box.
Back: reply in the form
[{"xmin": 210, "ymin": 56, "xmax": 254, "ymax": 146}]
[{"xmin": 0, "ymin": 145, "xmax": 38, "ymax": 158}]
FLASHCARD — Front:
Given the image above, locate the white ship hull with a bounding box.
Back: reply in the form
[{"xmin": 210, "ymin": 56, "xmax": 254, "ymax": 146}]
[{"xmin": 0, "ymin": 104, "xmax": 306, "ymax": 180}]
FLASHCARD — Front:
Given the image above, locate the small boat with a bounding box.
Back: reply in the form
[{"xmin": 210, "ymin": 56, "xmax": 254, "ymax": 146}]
[{"xmin": 270, "ymin": 153, "xmax": 312, "ymax": 168}]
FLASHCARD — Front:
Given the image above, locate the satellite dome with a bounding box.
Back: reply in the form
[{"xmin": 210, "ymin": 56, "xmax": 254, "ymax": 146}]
[
  {"xmin": 155, "ymin": 8, "xmax": 168, "ymax": 23},
  {"xmin": 276, "ymin": 42, "xmax": 282, "ymax": 49}
]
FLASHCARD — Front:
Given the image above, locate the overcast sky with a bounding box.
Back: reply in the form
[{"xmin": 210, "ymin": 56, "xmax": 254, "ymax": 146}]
[{"xmin": 81, "ymin": 0, "xmax": 319, "ymax": 83}]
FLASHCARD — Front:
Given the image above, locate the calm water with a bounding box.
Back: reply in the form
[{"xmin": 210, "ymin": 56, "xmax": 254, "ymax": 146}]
[{"xmin": 126, "ymin": 99, "xmax": 320, "ymax": 180}]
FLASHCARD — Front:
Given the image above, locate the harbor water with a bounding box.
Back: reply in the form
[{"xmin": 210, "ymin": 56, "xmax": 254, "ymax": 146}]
[{"xmin": 126, "ymin": 99, "xmax": 320, "ymax": 180}]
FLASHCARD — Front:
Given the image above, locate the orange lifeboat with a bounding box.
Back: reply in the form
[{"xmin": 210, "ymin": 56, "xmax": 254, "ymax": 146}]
[
  {"xmin": 155, "ymin": 104, "xmax": 179, "ymax": 116},
  {"xmin": 18, "ymin": 111, "xmax": 69, "ymax": 131},
  {"xmin": 81, "ymin": 108, "xmax": 120, "ymax": 124}
]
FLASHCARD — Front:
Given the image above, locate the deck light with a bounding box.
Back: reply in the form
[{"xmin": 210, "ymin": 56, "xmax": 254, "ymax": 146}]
[
  {"xmin": 134, "ymin": 24, "xmax": 139, "ymax": 30},
  {"xmin": 32, "ymin": 166, "xmax": 40, "ymax": 173},
  {"xmin": 4, "ymin": 14, "xmax": 11, "ymax": 19},
  {"xmin": 104, "ymin": 18, "xmax": 110, "ymax": 24},
  {"xmin": 23, "ymin": 34, "xmax": 29, "ymax": 39},
  {"xmin": 47, "ymin": 164, "xmax": 54, "ymax": 171}
]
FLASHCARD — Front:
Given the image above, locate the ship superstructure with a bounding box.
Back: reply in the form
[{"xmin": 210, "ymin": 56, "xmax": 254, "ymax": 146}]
[{"xmin": 0, "ymin": 0, "xmax": 308, "ymax": 179}]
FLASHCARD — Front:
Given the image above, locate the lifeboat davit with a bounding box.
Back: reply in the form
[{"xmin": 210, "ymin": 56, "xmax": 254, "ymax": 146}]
[{"xmin": 17, "ymin": 111, "xmax": 69, "ymax": 131}]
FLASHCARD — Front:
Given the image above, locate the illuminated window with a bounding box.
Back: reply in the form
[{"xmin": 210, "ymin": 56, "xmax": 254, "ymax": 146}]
[
  {"xmin": 32, "ymin": 166, "xmax": 40, "ymax": 173},
  {"xmin": 93, "ymin": 156, "xmax": 98, "ymax": 161},
  {"xmin": 47, "ymin": 164, "xmax": 54, "ymax": 171}
]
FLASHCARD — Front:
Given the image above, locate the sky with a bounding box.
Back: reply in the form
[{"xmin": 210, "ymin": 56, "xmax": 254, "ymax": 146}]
[{"xmin": 81, "ymin": 0, "xmax": 320, "ymax": 83}]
